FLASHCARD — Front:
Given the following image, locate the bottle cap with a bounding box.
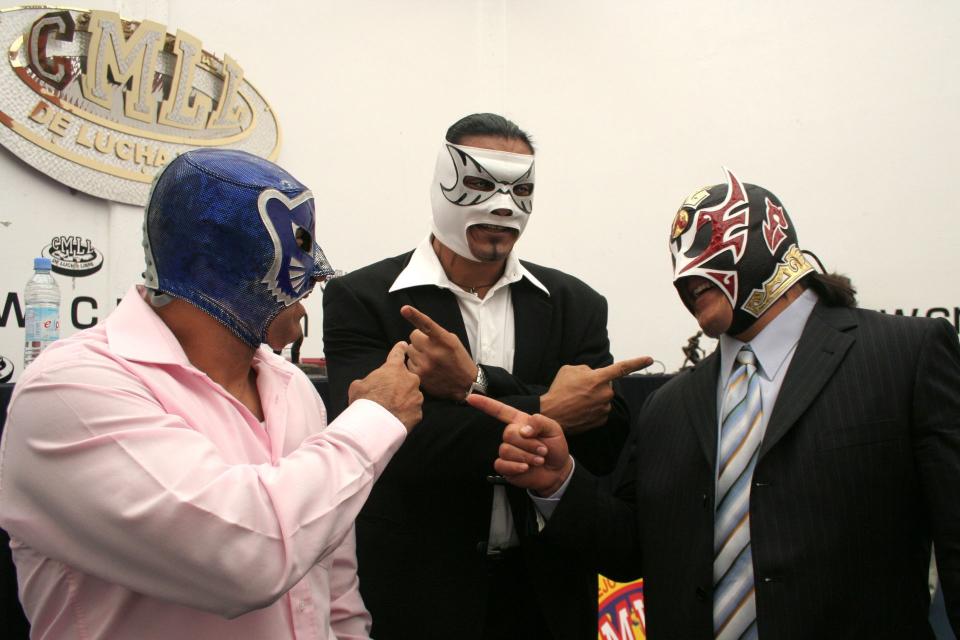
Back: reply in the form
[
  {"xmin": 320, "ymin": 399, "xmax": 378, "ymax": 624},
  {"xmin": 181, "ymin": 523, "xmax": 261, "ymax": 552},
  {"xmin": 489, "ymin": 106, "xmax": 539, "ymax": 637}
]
[{"xmin": 34, "ymin": 257, "xmax": 52, "ymax": 271}]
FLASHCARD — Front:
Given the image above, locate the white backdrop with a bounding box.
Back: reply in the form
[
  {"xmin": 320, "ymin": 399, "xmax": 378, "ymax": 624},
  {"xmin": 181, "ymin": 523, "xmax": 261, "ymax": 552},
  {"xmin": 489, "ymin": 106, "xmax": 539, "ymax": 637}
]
[{"xmin": 1, "ymin": 0, "xmax": 958, "ymax": 381}]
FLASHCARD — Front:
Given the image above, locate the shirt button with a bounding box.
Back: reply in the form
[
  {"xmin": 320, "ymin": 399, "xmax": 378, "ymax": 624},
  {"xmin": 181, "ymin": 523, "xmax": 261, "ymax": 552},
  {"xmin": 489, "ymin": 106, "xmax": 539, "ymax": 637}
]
[{"xmin": 298, "ymin": 599, "xmax": 306, "ymax": 612}]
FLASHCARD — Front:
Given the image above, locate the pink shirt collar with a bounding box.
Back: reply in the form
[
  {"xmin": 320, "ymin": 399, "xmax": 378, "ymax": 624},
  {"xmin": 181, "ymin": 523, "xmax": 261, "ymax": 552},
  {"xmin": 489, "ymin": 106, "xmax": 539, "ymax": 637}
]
[
  {"xmin": 105, "ymin": 286, "xmax": 194, "ymax": 366},
  {"xmin": 105, "ymin": 286, "xmax": 292, "ymax": 384}
]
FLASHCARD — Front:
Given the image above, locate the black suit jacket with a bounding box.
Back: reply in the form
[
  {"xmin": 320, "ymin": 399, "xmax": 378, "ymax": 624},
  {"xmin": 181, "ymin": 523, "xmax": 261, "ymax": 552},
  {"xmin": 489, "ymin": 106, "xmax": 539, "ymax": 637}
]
[
  {"xmin": 549, "ymin": 303, "xmax": 960, "ymax": 639},
  {"xmin": 322, "ymin": 250, "xmax": 630, "ymax": 640}
]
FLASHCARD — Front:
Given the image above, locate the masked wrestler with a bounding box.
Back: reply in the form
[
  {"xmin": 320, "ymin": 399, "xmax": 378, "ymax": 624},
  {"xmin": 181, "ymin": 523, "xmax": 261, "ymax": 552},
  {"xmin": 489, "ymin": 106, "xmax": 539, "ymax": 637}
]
[
  {"xmin": 322, "ymin": 113, "xmax": 649, "ymax": 639},
  {"xmin": 0, "ymin": 149, "xmax": 422, "ymax": 639},
  {"xmin": 471, "ymin": 168, "xmax": 960, "ymax": 638}
]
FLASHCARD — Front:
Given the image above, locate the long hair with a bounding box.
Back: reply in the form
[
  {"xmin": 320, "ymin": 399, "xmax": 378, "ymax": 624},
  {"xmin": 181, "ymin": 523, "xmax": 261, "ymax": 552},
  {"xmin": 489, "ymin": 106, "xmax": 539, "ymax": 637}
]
[{"xmin": 806, "ymin": 272, "xmax": 857, "ymax": 308}]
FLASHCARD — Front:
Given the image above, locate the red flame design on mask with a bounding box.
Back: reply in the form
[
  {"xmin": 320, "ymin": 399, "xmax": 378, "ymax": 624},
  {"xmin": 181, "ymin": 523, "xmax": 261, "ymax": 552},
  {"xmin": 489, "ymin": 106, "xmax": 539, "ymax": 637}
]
[
  {"xmin": 678, "ymin": 168, "xmax": 749, "ymax": 277},
  {"xmin": 762, "ymin": 197, "xmax": 789, "ymax": 254}
]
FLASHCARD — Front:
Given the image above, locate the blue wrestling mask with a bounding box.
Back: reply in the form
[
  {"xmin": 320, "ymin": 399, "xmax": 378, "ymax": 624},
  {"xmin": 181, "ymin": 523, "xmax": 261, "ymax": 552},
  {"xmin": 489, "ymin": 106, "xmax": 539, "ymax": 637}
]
[{"xmin": 142, "ymin": 149, "xmax": 335, "ymax": 348}]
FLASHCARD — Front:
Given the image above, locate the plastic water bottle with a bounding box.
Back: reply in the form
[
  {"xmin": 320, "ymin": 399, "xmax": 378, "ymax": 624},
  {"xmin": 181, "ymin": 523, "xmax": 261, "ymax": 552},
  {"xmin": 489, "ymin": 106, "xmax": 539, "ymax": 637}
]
[{"xmin": 23, "ymin": 257, "xmax": 61, "ymax": 368}]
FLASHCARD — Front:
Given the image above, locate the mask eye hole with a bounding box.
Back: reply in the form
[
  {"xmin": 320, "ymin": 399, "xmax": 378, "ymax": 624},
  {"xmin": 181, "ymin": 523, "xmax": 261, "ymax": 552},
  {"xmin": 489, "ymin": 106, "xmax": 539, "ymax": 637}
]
[
  {"xmin": 463, "ymin": 176, "xmax": 495, "ymax": 192},
  {"xmin": 293, "ymin": 224, "xmax": 312, "ymax": 251},
  {"xmin": 684, "ymin": 220, "xmax": 713, "ymax": 259},
  {"xmin": 513, "ymin": 183, "xmax": 534, "ymax": 197}
]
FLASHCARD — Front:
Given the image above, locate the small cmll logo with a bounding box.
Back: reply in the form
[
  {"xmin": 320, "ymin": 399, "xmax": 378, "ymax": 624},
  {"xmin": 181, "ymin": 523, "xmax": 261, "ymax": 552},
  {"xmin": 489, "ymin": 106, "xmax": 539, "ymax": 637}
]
[
  {"xmin": 0, "ymin": 355, "xmax": 14, "ymax": 383},
  {"xmin": 42, "ymin": 235, "xmax": 104, "ymax": 277},
  {"xmin": 598, "ymin": 576, "xmax": 646, "ymax": 640},
  {"xmin": 0, "ymin": 6, "xmax": 280, "ymax": 205}
]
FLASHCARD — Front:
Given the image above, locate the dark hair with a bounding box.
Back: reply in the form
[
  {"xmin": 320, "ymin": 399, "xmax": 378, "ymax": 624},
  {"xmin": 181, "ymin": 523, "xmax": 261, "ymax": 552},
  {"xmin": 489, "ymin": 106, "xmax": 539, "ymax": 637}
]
[
  {"xmin": 806, "ymin": 272, "xmax": 857, "ymax": 308},
  {"xmin": 445, "ymin": 113, "xmax": 535, "ymax": 152}
]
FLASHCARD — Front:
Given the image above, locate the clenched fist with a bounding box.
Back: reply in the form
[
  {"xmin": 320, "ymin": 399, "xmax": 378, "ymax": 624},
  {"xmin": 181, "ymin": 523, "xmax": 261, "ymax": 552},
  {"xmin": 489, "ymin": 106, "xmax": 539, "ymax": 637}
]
[
  {"xmin": 348, "ymin": 341, "xmax": 423, "ymax": 431},
  {"xmin": 467, "ymin": 394, "xmax": 573, "ymax": 497}
]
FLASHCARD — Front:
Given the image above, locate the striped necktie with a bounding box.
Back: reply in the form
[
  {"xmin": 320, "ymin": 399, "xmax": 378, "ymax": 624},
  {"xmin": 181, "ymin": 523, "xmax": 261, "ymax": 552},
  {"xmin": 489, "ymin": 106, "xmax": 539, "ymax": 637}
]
[{"xmin": 714, "ymin": 346, "xmax": 763, "ymax": 640}]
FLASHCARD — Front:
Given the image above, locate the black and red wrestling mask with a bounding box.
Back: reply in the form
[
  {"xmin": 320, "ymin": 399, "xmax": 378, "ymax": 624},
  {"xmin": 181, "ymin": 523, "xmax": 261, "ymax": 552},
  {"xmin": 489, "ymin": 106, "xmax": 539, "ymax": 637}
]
[{"xmin": 669, "ymin": 168, "xmax": 814, "ymax": 336}]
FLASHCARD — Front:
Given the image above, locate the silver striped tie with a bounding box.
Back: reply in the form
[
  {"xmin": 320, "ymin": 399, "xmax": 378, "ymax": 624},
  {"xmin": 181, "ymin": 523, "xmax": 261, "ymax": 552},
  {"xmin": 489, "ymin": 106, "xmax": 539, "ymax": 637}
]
[{"xmin": 714, "ymin": 347, "xmax": 762, "ymax": 640}]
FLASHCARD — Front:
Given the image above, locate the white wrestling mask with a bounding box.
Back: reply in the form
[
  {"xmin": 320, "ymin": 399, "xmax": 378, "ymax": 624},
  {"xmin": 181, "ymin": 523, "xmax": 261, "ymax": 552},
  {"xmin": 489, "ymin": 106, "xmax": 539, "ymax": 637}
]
[{"xmin": 430, "ymin": 142, "xmax": 535, "ymax": 261}]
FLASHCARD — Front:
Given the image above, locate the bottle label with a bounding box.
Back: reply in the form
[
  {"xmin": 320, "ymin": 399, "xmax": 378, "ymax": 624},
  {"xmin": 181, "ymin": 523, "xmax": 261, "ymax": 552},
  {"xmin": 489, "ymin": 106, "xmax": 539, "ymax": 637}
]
[{"xmin": 25, "ymin": 306, "xmax": 60, "ymax": 344}]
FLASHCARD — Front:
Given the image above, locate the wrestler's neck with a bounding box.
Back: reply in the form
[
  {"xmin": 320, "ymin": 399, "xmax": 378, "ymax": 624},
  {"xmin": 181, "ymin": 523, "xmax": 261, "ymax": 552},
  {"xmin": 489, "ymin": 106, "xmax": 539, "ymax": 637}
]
[
  {"xmin": 431, "ymin": 236, "xmax": 506, "ymax": 299},
  {"xmin": 151, "ymin": 298, "xmax": 263, "ymax": 417}
]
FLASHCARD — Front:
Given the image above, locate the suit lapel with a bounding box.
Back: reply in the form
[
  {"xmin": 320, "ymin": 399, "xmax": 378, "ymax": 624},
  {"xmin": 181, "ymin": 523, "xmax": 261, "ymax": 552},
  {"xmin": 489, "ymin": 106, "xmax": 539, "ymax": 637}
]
[
  {"xmin": 683, "ymin": 351, "xmax": 721, "ymax": 471},
  {"xmin": 510, "ymin": 279, "xmax": 552, "ymax": 380},
  {"xmin": 404, "ymin": 286, "xmax": 471, "ymax": 353},
  {"xmin": 759, "ymin": 303, "xmax": 856, "ymax": 457}
]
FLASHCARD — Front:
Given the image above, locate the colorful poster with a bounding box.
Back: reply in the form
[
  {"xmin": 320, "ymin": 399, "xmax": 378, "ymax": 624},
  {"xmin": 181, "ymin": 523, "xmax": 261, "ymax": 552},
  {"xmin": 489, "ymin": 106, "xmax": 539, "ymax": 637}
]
[{"xmin": 598, "ymin": 575, "xmax": 645, "ymax": 640}]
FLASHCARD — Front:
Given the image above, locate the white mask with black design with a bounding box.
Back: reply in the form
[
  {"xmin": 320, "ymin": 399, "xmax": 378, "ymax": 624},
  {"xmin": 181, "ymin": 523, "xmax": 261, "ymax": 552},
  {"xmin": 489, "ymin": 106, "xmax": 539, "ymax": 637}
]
[{"xmin": 430, "ymin": 142, "xmax": 535, "ymax": 261}]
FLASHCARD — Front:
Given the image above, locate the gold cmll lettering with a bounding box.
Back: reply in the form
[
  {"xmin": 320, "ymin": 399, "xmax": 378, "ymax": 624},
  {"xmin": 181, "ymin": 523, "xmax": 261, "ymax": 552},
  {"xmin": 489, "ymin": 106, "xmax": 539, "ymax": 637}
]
[
  {"xmin": 80, "ymin": 12, "xmax": 165, "ymax": 124},
  {"xmin": 208, "ymin": 54, "xmax": 246, "ymax": 130},
  {"xmin": 68, "ymin": 11, "xmax": 246, "ymax": 134},
  {"xmin": 157, "ymin": 31, "xmax": 211, "ymax": 130}
]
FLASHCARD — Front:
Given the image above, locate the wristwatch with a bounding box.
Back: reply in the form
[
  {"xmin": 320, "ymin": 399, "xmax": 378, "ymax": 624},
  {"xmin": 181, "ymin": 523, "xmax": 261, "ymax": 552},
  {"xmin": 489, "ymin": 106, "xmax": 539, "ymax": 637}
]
[{"xmin": 466, "ymin": 364, "xmax": 489, "ymax": 399}]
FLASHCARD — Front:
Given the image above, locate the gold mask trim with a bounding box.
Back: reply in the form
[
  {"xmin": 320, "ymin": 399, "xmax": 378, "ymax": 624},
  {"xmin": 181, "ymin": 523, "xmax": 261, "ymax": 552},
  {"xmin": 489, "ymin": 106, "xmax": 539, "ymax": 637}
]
[
  {"xmin": 742, "ymin": 245, "xmax": 814, "ymax": 317},
  {"xmin": 682, "ymin": 187, "xmax": 710, "ymax": 208}
]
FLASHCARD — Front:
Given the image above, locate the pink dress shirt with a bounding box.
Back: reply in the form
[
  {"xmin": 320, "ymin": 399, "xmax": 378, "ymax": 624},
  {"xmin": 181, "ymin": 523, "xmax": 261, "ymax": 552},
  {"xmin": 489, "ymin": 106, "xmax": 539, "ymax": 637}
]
[{"xmin": 0, "ymin": 286, "xmax": 407, "ymax": 639}]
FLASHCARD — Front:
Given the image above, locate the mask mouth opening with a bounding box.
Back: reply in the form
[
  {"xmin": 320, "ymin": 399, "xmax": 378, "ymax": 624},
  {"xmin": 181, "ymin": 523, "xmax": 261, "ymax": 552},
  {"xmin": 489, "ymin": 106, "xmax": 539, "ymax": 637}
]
[
  {"xmin": 675, "ymin": 276, "xmax": 720, "ymax": 311},
  {"xmin": 469, "ymin": 222, "xmax": 519, "ymax": 232},
  {"xmin": 674, "ymin": 278, "xmax": 697, "ymax": 313}
]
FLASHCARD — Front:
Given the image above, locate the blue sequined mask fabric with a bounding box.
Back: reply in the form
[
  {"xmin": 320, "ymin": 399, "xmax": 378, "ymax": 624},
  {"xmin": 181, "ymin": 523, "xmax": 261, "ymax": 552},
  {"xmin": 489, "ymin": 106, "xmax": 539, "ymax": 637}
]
[{"xmin": 143, "ymin": 149, "xmax": 334, "ymax": 347}]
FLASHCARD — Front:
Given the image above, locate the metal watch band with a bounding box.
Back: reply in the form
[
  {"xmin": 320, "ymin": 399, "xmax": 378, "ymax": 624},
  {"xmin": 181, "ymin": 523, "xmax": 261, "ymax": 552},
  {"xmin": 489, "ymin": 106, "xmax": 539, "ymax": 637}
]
[{"xmin": 465, "ymin": 364, "xmax": 488, "ymax": 399}]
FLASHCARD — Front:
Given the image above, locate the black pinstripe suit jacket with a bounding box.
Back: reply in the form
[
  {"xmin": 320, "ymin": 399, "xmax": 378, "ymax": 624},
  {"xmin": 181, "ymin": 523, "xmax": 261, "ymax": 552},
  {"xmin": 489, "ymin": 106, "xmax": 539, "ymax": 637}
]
[{"xmin": 549, "ymin": 301, "xmax": 960, "ymax": 639}]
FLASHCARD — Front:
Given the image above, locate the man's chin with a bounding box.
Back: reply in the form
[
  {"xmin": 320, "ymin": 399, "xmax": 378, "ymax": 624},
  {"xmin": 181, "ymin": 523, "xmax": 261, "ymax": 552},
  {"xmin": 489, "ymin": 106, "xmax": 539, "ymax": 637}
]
[
  {"xmin": 699, "ymin": 326, "xmax": 724, "ymax": 339},
  {"xmin": 472, "ymin": 243, "xmax": 516, "ymax": 261},
  {"xmin": 693, "ymin": 310, "xmax": 731, "ymax": 339},
  {"xmin": 466, "ymin": 235, "xmax": 518, "ymax": 262}
]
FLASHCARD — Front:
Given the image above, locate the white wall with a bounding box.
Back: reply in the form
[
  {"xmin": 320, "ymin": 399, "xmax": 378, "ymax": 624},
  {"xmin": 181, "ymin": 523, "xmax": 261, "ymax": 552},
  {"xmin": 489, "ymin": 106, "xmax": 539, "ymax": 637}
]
[{"xmin": 2, "ymin": 0, "xmax": 958, "ymax": 381}]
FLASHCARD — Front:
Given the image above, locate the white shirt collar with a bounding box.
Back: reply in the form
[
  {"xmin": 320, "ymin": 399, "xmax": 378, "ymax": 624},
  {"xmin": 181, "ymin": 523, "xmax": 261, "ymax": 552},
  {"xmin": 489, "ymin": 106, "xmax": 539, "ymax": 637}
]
[
  {"xmin": 389, "ymin": 235, "xmax": 549, "ymax": 296},
  {"xmin": 719, "ymin": 288, "xmax": 818, "ymax": 381}
]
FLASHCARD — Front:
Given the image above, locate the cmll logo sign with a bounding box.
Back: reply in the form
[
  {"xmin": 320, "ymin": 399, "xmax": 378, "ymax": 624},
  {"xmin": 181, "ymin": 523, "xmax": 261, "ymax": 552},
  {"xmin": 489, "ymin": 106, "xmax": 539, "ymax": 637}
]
[
  {"xmin": 42, "ymin": 235, "xmax": 104, "ymax": 277},
  {"xmin": 0, "ymin": 6, "xmax": 281, "ymax": 205}
]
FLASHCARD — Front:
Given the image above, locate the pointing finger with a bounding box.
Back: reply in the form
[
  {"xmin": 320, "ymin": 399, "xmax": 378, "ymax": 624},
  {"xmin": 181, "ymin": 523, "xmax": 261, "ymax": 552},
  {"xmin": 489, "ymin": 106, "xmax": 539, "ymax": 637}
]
[
  {"xmin": 386, "ymin": 341, "xmax": 409, "ymax": 365},
  {"xmin": 401, "ymin": 305, "xmax": 444, "ymax": 338},
  {"xmin": 595, "ymin": 356, "xmax": 654, "ymax": 383},
  {"xmin": 466, "ymin": 394, "xmax": 532, "ymax": 424}
]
